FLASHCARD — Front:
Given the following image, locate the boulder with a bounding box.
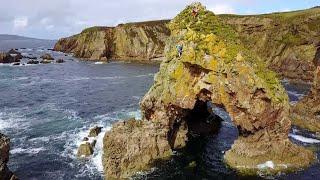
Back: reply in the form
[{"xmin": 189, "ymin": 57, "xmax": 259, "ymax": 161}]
[
  {"xmin": 8, "ymin": 49, "xmax": 22, "ymax": 60},
  {"xmin": 103, "ymin": 3, "xmax": 314, "ymax": 179},
  {"xmin": 40, "ymin": 53, "xmax": 54, "ymax": 60},
  {"xmin": 12, "ymin": 63, "xmax": 20, "ymax": 66},
  {"xmin": 56, "ymin": 59, "xmax": 64, "ymax": 63},
  {"xmin": 77, "ymin": 142, "xmax": 94, "ymax": 157},
  {"xmin": 88, "ymin": 126, "xmax": 102, "ymax": 137},
  {"xmin": 0, "ymin": 53, "xmax": 15, "ymax": 63}
]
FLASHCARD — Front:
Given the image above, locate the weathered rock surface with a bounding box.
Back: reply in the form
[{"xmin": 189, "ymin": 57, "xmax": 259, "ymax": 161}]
[
  {"xmin": 40, "ymin": 53, "xmax": 54, "ymax": 60},
  {"xmin": 0, "ymin": 52, "xmax": 20, "ymax": 64},
  {"xmin": 88, "ymin": 126, "xmax": 102, "ymax": 137},
  {"xmin": 103, "ymin": 3, "xmax": 314, "ymax": 178},
  {"xmin": 0, "ymin": 133, "xmax": 17, "ymax": 180},
  {"xmin": 54, "ymin": 22, "xmax": 170, "ymax": 62},
  {"xmin": 291, "ymin": 67, "xmax": 320, "ymax": 132},
  {"xmin": 103, "ymin": 119, "xmax": 172, "ymax": 178},
  {"xmin": 77, "ymin": 142, "xmax": 94, "ymax": 157},
  {"xmin": 8, "ymin": 49, "xmax": 22, "ymax": 60},
  {"xmin": 77, "ymin": 126, "xmax": 103, "ymax": 158}
]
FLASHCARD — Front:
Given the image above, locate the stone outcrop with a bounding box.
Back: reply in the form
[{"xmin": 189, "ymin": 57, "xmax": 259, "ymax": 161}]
[
  {"xmin": 77, "ymin": 142, "xmax": 94, "ymax": 157},
  {"xmin": 0, "ymin": 51, "xmax": 21, "ymax": 64},
  {"xmin": 291, "ymin": 66, "xmax": 320, "ymax": 132},
  {"xmin": 0, "ymin": 133, "xmax": 17, "ymax": 180},
  {"xmin": 54, "ymin": 22, "xmax": 170, "ymax": 62},
  {"xmin": 88, "ymin": 126, "xmax": 102, "ymax": 137},
  {"xmin": 103, "ymin": 3, "xmax": 314, "ymax": 179},
  {"xmin": 77, "ymin": 126, "xmax": 103, "ymax": 158},
  {"xmin": 40, "ymin": 53, "xmax": 54, "ymax": 60}
]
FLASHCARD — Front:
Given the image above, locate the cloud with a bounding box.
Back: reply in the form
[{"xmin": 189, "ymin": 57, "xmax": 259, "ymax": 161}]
[
  {"xmin": 13, "ymin": 17, "xmax": 28, "ymax": 29},
  {"xmin": 208, "ymin": 4, "xmax": 235, "ymax": 14},
  {"xmin": 0, "ymin": 0, "xmax": 316, "ymax": 39}
]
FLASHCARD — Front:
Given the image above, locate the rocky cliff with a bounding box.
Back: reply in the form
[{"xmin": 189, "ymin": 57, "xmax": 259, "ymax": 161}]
[
  {"xmin": 0, "ymin": 133, "xmax": 17, "ymax": 180},
  {"xmin": 220, "ymin": 8, "xmax": 320, "ymax": 82},
  {"xmin": 55, "ymin": 8, "xmax": 320, "ymax": 81},
  {"xmin": 291, "ymin": 64, "xmax": 320, "ymax": 132},
  {"xmin": 102, "ymin": 3, "xmax": 314, "ymax": 179},
  {"xmin": 54, "ymin": 21, "xmax": 170, "ymax": 62}
]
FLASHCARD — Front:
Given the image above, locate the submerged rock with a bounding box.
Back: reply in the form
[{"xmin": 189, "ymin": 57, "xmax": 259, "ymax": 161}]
[
  {"xmin": 103, "ymin": 3, "xmax": 314, "ymax": 179},
  {"xmin": 40, "ymin": 53, "xmax": 54, "ymax": 60},
  {"xmin": 291, "ymin": 67, "xmax": 320, "ymax": 132}
]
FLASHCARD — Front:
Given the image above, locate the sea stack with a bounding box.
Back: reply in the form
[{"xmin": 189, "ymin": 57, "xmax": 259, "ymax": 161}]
[{"xmin": 102, "ymin": 2, "xmax": 314, "ymax": 179}]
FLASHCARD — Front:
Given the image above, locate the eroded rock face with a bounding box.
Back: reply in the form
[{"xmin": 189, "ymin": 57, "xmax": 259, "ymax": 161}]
[
  {"xmin": 103, "ymin": 119, "xmax": 172, "ymax": 178},
  {"xmin": 0, "ymin": 52, "xmax": 20, "ymax": 64},
  {"xmin": 291, "ymin": 67, "xmax": 320, "ymax": 132},
  {"xmin": 0, "ymin": 133, "xmax": 17, "ymax": 180},
  {"xmin": 103, "ymin": 3, "xmax": 314, "ymax": 178},
  {"xmin": 54, "ymin": 22, "xmax": 170, "ymax": 62},
  {"xmin": 220, "ymin": 10, "xmax": 320, "ymax": 82}
]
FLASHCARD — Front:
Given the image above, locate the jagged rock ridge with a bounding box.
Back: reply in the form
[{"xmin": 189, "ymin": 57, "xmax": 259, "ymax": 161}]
[{"xmin": 102, "ymin": 3, "xmax": 314, "ymax": 179}]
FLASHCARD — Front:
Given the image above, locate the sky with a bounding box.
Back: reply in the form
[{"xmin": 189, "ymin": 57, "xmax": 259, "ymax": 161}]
[{"xmin": 0, "ymin": 0, "xmax": 319, "ymax": 40}]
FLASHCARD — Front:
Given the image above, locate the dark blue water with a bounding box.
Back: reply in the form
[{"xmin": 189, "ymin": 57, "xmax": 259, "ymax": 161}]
[
  {"xmin": 1, "ymin": 48, "xmax": 320, "ymax": 179},
  {"xmin": 0, "ymin": 48, "xmax": 158, "ymax": 179}
]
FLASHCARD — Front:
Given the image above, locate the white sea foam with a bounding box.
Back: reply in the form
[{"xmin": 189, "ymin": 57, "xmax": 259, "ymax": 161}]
[
  {"xmin": 11, "ymin": 147, "xmax": 45, "ymax": 154},
  {"xmin": 257, "ymin": 161, "xmax": 275, "ymax": 169},
  {"xmin": 0, "ymin": 111, "xmax": 30, "ymax": 131},
  {"xmin": 94, "ymin": 62, "xmax": 106, "ymax": 65},
  {"xmin": 91, "ymin": 126, "xmax": 110, "ymax": 172},
  {"xmin": 289, "ymin": 134, "xmax": 320, "ymax": 143}
]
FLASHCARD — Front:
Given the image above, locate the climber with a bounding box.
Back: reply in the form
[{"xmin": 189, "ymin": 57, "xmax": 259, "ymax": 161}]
[
  {"xmin": 192, "ymin": 7, "xmax": 198, "ymax": 17},
  {"xmin": 176, "ymin": 44, "xmax": 183, "ymax": 57}
]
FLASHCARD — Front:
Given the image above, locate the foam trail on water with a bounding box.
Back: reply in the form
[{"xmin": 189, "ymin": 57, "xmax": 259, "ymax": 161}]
[{"xmin": 289, "ymin": 134, "xmax": 320, "ymax": 143}]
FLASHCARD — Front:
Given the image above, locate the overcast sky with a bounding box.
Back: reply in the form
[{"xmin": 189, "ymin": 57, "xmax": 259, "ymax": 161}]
[{"xmin": 0, "ymin": 0, "xmax": 319, "ymax": 40}]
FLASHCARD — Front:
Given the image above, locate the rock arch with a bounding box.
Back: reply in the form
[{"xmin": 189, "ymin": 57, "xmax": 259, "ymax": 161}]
[{"xmin": 103, "ymin": 3, "xmax": 314, "ymax": 178}]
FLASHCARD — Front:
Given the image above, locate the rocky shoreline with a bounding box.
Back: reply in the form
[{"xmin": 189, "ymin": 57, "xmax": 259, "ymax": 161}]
[{"xmin": 0, "ymin": 49, "xmax": 65, "ymax": 65}]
